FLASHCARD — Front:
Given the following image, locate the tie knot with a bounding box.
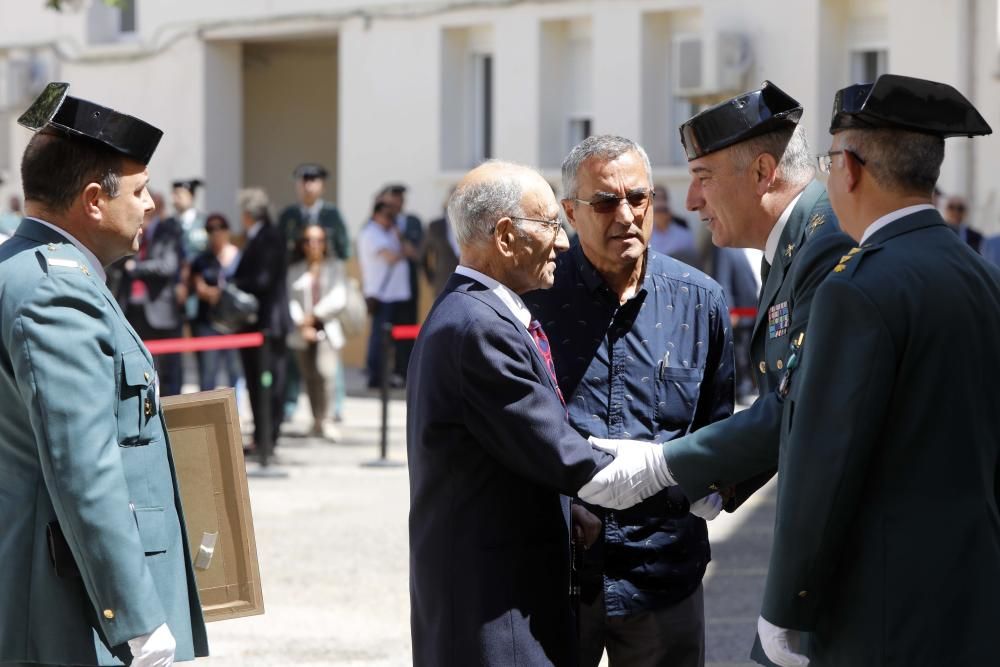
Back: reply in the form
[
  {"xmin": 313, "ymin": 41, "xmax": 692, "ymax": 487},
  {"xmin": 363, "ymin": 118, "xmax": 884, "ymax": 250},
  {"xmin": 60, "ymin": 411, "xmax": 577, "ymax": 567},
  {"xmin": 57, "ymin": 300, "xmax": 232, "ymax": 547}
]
[{"xmin": 529, "ymin": 319, "xmax": 542, "ymax": 332}]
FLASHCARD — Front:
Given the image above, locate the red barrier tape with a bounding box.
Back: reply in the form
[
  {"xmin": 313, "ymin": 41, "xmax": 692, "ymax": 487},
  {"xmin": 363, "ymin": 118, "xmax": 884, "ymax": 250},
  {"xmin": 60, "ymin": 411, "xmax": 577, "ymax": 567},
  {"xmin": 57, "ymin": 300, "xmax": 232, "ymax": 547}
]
[
  {"xmin": 144, "ymin": 332, "xmax": 265, "ymax": 356},
  {"xmin": 391, "ymin": 324, "xmax": 421, "ymax": 341}
]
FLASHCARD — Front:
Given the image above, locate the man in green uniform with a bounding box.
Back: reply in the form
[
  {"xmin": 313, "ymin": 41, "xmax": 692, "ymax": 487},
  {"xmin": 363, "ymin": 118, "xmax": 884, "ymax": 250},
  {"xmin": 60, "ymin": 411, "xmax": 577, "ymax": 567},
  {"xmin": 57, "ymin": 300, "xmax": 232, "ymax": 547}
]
[
  {"xmin": 757, "ymin": 74, "xmax": 1000, "ymax": 666},
  {"xmin": 0, "ymin": 83, "xmax": 208, "ymax": 666},
  {"xmin": 644, "ymin": 82, "xmax": 854, "ymax": 509},
  {"xmin": 278, "ymin": 163, "xmax": 349, "ymax": 264}
]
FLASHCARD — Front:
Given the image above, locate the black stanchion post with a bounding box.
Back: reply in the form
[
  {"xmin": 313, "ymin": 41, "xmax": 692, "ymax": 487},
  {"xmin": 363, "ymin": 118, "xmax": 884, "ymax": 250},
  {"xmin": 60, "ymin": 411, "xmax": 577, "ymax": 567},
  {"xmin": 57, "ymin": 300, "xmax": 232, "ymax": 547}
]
[
  {"xmin": 379, "ymin": 320, "xmax": 392, "ymax": 460},
  {"xmin": 248, "ymin": 336, "xmax": 288, "ymax": 478},
  {"xmin": 256, "ymin": 338, "xmax": 273, "ymax": 468},
  {"xmin": 363, "ymin": 320, "xmax": 405, "ymax": 468}
]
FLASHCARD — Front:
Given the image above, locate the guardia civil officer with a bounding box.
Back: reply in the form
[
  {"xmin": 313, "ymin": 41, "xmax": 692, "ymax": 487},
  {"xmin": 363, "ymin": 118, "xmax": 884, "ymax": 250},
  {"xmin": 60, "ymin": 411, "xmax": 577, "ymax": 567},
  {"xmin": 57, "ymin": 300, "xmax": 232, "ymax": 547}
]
[
  {"xmin": 0, "ymin": 83, "xmax": 208, "ymax": 666},
  {"xmin": 595, "ymin": 84, "xmax": 853, "ymax": 511},
  {"xmin": 757, "ymin": 75, "xmax": 1000, "ymax": 666}
]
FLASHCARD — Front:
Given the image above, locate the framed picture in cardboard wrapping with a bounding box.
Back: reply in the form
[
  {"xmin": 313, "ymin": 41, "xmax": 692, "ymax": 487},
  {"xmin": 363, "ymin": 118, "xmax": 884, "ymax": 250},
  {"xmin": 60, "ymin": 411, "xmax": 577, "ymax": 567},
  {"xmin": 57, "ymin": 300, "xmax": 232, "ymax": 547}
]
[{"xmin": 162, "ymin": 389, "xmax": 264, "ymax": 622}]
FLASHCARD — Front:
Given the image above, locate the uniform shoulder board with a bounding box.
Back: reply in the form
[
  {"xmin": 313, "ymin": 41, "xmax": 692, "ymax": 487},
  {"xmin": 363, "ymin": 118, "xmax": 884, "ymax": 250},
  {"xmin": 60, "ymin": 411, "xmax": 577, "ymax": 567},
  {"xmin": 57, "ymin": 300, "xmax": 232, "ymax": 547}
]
[
  {"xmin": 38, "ymin": 248, "xmax": 93, "ymax": 276},
  {"xmin": 831, "ymin": 243, "xmax": 883, "ymax": 278}
]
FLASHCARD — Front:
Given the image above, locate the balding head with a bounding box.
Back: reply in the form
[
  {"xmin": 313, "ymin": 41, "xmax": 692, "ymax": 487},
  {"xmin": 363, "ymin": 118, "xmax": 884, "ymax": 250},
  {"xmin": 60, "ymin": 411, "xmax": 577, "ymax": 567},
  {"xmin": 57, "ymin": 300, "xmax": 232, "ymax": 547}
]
[
  {"xmin": 449, "ymin": 160, "xmax": 568, "ymax": 293},
  {"xmin": 449, "ymin": 161, "xmax": 544, "ymax": 249}
]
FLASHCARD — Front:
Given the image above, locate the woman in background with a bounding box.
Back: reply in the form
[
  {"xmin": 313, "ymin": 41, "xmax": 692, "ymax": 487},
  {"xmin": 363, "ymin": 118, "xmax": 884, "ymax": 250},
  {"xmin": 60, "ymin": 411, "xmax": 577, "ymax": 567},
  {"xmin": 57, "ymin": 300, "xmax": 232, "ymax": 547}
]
[{"xmin": 287, "ymin": 225, "xmax": 347, "ymax": 440}]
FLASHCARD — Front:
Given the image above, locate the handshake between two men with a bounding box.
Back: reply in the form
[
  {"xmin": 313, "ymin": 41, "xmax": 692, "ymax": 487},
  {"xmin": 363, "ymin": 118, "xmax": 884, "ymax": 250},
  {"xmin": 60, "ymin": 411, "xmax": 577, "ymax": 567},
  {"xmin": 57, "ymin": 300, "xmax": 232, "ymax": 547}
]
[{"xmin": 577, "ymin": 436, "xmax": 724, "ymax": 520}]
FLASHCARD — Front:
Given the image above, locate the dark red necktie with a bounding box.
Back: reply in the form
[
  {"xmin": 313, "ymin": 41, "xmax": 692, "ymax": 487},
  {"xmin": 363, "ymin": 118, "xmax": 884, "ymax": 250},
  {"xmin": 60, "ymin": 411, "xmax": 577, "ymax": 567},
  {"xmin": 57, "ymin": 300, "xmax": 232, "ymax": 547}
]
[{"xmin": 528, "ymin": 319, "xmax": 565, "ymax": 405}]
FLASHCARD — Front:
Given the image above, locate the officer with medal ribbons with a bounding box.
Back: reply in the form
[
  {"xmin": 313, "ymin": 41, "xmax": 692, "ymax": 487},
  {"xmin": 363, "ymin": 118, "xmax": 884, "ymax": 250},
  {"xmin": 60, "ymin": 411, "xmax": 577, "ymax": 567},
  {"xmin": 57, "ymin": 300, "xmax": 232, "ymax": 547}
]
[
  {"xmin": 0, "ymin": 83, "xmax": 208, "ymax": 666},
  {"xmin": 616, "ymin": 82, "xmax": 854, "ymax": 513},
  {"xmin": 757, "ymin": 75, "xmax": 1000, "ymax": 666}
]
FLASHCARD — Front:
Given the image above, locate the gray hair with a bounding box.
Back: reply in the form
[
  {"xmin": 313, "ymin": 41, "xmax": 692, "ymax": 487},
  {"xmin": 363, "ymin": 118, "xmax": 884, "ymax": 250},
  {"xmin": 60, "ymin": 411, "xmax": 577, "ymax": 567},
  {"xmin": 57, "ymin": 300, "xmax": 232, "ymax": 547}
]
[
  {"xmin": 732, "ymin": 124, "xmax": 815, "ymax": 187},
  {"xmin": 840, "ymin": 128, "xmax": 944, "ymax": 196},
  {"xmin": 447, "ymin": 160, "xmax": 526, "ymax": 248},
  {"xmin": 237, "ymin": 187, "xmax": 271, "ymax": 223},
  {"xmin": 561, "ymin": 135, "xmax": 653, "ymax": 199}
]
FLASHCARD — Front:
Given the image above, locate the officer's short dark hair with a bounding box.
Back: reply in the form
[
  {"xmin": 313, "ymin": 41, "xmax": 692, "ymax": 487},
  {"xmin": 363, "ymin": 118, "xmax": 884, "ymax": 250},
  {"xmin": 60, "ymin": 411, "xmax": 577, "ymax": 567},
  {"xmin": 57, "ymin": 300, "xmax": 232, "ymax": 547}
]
[
  {"xmin": 21, "ymin": 130, "xmax": 123, "ymax": 213},
  {"xmin": 841, "ymin": 128, "xmax": 944, "ymax": 196}
]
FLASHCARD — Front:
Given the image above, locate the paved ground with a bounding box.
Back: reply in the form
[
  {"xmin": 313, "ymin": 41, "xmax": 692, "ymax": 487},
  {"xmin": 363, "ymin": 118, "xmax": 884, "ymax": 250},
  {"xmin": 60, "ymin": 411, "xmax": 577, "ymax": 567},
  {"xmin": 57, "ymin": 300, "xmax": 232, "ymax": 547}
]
[{"xmin": 194, "ymin": 373, "xmax": 774, "ymax": 666}]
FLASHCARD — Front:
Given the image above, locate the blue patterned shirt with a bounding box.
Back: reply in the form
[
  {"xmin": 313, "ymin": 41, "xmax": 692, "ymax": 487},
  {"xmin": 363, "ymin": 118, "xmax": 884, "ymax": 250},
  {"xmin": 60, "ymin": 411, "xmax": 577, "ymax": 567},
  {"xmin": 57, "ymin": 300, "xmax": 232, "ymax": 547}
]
[{"xmin": 524, "ymin": 242, "xmax": 734, "ymax": 615}]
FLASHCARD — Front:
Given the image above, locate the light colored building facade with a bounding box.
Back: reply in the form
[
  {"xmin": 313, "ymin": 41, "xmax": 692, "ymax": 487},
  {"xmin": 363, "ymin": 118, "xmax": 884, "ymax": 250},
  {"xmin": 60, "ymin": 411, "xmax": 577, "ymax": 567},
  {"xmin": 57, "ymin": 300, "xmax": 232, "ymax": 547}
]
[{"xmin": 0, "ymin": 0, "xmax": 997, "ymax": 236}]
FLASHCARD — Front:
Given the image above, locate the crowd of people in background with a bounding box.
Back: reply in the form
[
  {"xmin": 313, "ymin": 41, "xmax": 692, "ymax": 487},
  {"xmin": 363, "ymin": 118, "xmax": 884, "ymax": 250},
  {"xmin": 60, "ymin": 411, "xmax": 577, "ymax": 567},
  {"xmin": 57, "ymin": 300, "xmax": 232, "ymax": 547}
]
[{"xmin": 1, "ymin": 164, "xmax": 998, "ymax": 450}]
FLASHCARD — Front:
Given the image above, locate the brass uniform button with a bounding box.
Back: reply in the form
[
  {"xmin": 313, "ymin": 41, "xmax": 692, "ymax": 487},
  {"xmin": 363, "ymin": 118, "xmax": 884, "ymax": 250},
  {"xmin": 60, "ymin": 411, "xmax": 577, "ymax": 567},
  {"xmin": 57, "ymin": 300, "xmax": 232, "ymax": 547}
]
[
  {"xmin": 798, "ymin": 590, "xmax": 808, "ymax": 598},
  {"xmin": 777, "ymin": 359, "xmax": 784, "ymax": 370},
  {"xmin": 103, "ymin": 608, "xmax": 115, "ymax": 619},
  {"xmin": 144, "ymin": 398, "xmax": 153, "ymax": 417},
  {"xmin": 708, "ymin": 483, "xmax": 719, "ymax": 491},
  {"xmin": 759, "ymin": 361, "xmax": 766, "ymax": 374}
]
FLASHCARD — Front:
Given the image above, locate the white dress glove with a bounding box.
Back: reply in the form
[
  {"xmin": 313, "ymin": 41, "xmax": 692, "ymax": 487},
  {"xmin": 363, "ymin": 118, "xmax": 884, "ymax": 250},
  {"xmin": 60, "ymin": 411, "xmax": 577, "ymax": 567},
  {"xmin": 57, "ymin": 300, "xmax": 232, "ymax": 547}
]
[
  {"xmin": 577, "ymin": 437, "xmax": 676, "ymax": 510},
  {"xmin": 689, "ymin": 492, "xmax": 723, "ymax": 520},
  {"xmin": 128, "ymin": 623, "xmax": 176, "ymax": 667},
  {"xmin": 758, "ymin": 615, "xmax": 809, "ymax": 667}
]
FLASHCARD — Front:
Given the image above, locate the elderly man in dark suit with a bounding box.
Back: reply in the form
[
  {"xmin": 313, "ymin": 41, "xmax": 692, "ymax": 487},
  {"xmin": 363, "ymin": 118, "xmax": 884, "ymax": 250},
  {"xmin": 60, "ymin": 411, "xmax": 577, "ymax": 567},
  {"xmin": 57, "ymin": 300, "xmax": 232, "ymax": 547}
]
[
  {"xmin": 407, "ymin": 160, "xmax": 682, "ymax": 666},
  {"xmin": 233, "ymin": 187, "xmax": 291, "ymax": 453}
]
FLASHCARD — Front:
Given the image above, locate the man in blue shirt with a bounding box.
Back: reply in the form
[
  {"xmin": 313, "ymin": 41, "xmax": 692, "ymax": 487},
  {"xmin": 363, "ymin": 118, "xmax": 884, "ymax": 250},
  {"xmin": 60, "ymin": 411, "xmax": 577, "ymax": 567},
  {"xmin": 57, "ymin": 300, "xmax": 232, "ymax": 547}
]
[{"xmin": 525, "ymin": 135, "xmax": 734, "ymax": 667}]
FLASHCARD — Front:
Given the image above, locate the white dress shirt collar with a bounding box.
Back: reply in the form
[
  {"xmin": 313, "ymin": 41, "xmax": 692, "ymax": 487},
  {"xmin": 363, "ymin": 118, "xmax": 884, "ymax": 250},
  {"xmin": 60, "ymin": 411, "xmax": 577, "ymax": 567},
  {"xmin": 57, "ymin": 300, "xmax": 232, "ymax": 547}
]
[
  {"xmin": 764, "ymin": 191, "xmax": 804, "ymax": 265},
  {"xmin": 245, "ymin": 220, "xmax": 263, "ymax": 241},
  {"xmin": 179, "ymin": 207, "xmax": 197, "ymax": 227},
  {"xmin": 302, "ymin": 199, "xmax": 324, "ymax": 222},
  {"xmin": 455, "ymin": 265, "xmax": 532, "ymax": 329},
  {"xmin": 859, "ymin": 204, "xmax": 936, "ymax": 245},
  {"xmin": 26, "ymin": 216, "xmax": 107, "ymax": 282}
]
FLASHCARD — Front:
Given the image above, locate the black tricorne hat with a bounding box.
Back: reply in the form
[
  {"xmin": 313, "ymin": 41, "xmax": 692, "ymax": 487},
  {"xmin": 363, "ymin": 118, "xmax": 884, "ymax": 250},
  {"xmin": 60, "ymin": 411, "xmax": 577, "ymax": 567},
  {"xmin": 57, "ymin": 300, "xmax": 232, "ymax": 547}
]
[
  {"xmin": 830, "ymin": 74, "xmax": 991, "ymax": 138},
  {"xmin": 679, "ymin": 81, "xmax": 803, "ymax": 160},
  {"xmin": 18, "ymin": 82, "xmax": 163, "ymax": 164},
  {"xmin": 293, "ymin": 163, "xmax": 328, "ymax": 180},
  {"xmin": 172, "ymin": 178, "xmax": 203, "ymax": 194}
]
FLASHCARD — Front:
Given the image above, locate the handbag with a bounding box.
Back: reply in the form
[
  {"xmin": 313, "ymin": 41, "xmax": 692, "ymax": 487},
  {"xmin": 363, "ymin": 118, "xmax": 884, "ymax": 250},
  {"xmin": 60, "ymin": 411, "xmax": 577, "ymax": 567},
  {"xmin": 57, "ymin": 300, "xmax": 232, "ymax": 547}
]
[
  {"xmin": 337, "ymin": 277, "xmax": 368, "ymax": 338},
  {"xmin": 209, "ymin": 283, "xmax": 259, "ymax": 334}
]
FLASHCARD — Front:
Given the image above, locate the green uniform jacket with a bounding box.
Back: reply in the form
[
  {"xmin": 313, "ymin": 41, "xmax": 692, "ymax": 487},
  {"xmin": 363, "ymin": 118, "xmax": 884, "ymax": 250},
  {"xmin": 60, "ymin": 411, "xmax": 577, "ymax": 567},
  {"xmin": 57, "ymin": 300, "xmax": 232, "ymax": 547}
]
[
  {"xmin": 278, "ymin": 201, "xmax": 349, "ymax": 263},
  {"xmin": 762, "ymin": 209, "xmax": 1000, "ymax": 666},
  {"xmin": 0, "ymin": 219, "xmax": 208, "ymax": 665},
  {"xmin": 663, "ymin": 180, "xmax": 854, "ymax": 507}
]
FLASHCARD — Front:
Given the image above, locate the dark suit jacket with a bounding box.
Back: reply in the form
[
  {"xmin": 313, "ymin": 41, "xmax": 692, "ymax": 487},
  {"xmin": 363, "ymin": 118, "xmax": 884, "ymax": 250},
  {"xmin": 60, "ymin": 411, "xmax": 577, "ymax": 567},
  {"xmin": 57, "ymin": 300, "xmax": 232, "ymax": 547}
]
[
  {"xmin": 420, "ymin": 216, "xmax": 459, "ymax": 297},
  {"xmin": 233, "ymin": 222, "xmax": 291, "ymax": 338},
  {"xmin": 115, "ymin": 217, "xmax": 184, "ymax": 331},
  {"xmin": 664, "ymin": 181, "xmax": 855, "ymax": 510},
  {"xmin": 762, "ymin": 210, "xmax": 1000, "ymax": 666},
  {"xmin": 407, "ymin": 273, "xmax": 613, "ymax": 667}
]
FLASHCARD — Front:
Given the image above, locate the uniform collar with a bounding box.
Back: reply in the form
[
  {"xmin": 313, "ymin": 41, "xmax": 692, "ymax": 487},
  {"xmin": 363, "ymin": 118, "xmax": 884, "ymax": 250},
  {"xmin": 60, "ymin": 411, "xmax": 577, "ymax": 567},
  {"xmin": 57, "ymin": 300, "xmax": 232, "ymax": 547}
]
[
  {"xmin": 25, "ymin": 216, "xmax": 106, "ymax": 282},
  {"xmin": 455, "ymin": 264, "xmax": 532, "ymax": 328},
  {"xmin": 764, "ymin": 190, "xmax": 804, "ymax": 264},
  {"xmin": 860, "ymin": 204, "xmax": 936, "ymax": 245}
]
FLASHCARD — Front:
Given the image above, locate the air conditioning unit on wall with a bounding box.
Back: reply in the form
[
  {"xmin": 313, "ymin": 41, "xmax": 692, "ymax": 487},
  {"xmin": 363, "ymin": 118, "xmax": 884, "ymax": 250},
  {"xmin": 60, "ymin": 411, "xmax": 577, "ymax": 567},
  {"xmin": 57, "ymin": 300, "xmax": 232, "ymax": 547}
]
[{"xmin": 672, "ymin": 32, "xmax": 751, "ymax": 99}]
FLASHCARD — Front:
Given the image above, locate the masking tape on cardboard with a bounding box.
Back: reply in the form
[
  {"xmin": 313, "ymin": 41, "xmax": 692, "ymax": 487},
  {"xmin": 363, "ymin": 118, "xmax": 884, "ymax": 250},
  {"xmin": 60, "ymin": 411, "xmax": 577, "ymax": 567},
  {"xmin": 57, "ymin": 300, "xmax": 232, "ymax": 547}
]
[{"xmin": 195, "ymin": 532, "xmax": 218, "ymax": 570}]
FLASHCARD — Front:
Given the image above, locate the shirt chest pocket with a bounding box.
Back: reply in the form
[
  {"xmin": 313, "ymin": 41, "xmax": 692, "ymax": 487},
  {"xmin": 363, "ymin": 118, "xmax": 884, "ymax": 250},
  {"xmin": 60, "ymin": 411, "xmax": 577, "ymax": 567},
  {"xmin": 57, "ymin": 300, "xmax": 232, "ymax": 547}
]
[
  {"xmin": 117, "ymin": 348, "xmax": 157, "ymax": 446},
  {"xmin": 654, "ymin": 366, "xmax": 703, "ymax": 431}
]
